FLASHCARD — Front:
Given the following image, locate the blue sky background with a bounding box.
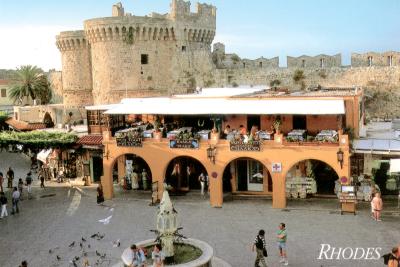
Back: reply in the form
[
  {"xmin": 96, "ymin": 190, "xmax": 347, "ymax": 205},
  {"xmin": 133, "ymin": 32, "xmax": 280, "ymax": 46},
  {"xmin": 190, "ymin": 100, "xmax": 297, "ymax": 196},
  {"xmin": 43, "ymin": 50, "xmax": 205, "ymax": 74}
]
[{"xmin": 0, "ymin": 0, "xmax": 399, "ymax": 70}]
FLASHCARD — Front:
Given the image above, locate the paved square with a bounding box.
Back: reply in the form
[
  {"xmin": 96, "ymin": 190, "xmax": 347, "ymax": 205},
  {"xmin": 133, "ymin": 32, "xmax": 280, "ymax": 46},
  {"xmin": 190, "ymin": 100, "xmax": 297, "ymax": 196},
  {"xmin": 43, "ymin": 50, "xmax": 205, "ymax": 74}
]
[{"xmin": 0, "ymin": 152, "xmax": 399, "ymax": 267}]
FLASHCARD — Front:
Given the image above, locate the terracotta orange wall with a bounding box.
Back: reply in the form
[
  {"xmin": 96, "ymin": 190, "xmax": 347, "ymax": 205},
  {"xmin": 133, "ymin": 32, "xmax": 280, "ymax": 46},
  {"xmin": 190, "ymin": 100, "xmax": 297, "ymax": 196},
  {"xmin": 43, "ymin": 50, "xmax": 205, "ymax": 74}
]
[
  {"xmin": 306, "ymin": 115, "xmax": 338, "ymax": 134},
  {"xmin": 223, "ymin": 115, "xmax": 247, "ymax": 131}
]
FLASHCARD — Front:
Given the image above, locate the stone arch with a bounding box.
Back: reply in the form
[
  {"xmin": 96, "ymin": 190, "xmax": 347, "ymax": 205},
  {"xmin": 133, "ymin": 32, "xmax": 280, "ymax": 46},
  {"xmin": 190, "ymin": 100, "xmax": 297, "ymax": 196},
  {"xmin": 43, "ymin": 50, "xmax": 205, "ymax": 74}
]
[
  {"xmin": 164, "ymin": 155, "xmax": 208, "ymax": 191},
  {"xmin": 221, "ymin": 156, "xmax": 273, "ymax": 193},
  {"xmin": 188, "ymin": 29, "xmax": 193, "ymax": 41},
  {"xmin": 183, "ymin": 28, "xmax": 187, "ymax": 41},
  {"xmin": 153, "ymin": 27, "xmax": 158, "ymax": 40},
  {"xmin": 164, "ymin": 28, "xmax": 169, "ymax": 40},
  {"xmin": 142, "ymin": 27, "xmax": 147, "ymax": 40},
  {"xmin": 147, "ymin": 27, "xmax": 152, "ymax": 40},
  {"xmin": 284, "ymin": 158, "xmax": 340, "ymax": 197},
  {"xmin": 109, "ymin": 151, "xmax": 154, "ymax": 189},
  {"xmin": 107, "ymin": 27, "xmax": 113, "ymax": 40},
  {"xmin": 158, "ymin": 28, "xmax": 163, "ymax": 40},
  {"xmin": 170, "ymin": 27, "xmax": 175, "ymax": 40}
]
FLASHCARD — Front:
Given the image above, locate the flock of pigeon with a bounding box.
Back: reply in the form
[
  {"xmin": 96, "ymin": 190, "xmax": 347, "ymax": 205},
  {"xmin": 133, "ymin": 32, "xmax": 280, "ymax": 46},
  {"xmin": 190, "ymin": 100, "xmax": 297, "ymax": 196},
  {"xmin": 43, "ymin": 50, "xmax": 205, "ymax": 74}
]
[{"xmin": 48, "ymin": 206, "xmax": 120, "ymax": 266}]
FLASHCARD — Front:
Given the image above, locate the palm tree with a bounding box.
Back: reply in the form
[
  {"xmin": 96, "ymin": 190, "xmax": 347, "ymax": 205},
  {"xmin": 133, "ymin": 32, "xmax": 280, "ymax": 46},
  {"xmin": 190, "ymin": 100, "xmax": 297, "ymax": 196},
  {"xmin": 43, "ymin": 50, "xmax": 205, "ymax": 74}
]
[{"xmin": 8, "ymin": 65, "xmax": 52, "ymax": 105}]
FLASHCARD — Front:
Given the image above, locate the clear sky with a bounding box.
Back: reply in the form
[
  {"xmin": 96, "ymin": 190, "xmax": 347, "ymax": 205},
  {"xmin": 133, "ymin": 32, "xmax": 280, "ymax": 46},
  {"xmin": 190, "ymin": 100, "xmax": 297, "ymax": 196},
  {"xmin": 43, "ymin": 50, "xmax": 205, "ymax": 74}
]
[{"xmin": 0, "ymin": 0, "xmax": 399, "ymax": 70}]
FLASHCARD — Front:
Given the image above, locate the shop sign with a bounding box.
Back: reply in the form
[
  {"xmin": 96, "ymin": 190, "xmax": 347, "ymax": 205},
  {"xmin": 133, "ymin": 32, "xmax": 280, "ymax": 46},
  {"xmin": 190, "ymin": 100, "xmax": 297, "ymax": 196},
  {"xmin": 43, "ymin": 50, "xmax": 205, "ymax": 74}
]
[
  {"xmin": 272, "ymin": 163, "xmax": 282, "ymax": 173},
  {"xmin": 116, "ymin": 137, "xmax": 143, "ymax": 147},
  {"xmin": 230, "ymin": 140, "xmax": 261, "ymax": 151},
  {"xmin": 169, "ymin": 139, "xmax": 199, "ymax": 149}
]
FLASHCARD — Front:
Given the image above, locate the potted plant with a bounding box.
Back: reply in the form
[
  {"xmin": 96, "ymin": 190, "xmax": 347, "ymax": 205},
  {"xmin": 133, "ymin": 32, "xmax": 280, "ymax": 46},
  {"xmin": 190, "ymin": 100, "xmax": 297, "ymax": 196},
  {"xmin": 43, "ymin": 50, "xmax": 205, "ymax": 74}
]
[{"xmin": 273, "ymin": 117, "xmax": 281, "ymax": 134}]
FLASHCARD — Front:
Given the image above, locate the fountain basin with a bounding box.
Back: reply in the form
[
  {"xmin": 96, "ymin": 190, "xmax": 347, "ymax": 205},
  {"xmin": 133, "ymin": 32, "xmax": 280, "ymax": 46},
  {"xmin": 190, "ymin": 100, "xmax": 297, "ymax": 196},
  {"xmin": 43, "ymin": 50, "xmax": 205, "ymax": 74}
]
[{"xmin": 122, "ymin": 238, "xmax": 213, "ymax": 267}]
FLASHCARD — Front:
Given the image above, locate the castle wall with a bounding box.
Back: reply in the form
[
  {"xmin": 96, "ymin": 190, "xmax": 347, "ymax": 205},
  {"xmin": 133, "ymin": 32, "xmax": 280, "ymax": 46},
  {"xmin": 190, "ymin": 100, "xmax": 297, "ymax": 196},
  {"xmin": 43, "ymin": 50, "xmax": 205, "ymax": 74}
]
[
  {"xmin": 351, "ymin": 51, "xmax": 400, "ymax": 67},
  {"xmin": 287, "ymin": 54, "xmax": 341, "ymax": 68}
]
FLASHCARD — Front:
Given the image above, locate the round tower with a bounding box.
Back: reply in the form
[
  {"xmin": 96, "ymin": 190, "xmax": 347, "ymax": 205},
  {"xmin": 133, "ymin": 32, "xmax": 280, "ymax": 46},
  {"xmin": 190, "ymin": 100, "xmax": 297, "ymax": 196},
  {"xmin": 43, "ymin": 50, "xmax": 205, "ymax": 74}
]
[
  {"xmin": 56, "ymin": 31, "xmax": 93, "ymax": 107},
  {"xmin": 83, "ymin": 1, "xmax": 216, "ymax": 105}
]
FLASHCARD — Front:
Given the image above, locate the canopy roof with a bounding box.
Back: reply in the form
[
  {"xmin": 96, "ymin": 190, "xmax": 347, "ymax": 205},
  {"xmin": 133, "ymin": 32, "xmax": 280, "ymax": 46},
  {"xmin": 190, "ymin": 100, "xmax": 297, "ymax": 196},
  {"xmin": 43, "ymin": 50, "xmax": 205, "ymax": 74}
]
[
  {"xmin": 104, "ymin": 97, "xmax": 345, "ymax": 115},
  {"xmin": 353, "ymin": 139, "xmax": 400, "ymax": 155}
]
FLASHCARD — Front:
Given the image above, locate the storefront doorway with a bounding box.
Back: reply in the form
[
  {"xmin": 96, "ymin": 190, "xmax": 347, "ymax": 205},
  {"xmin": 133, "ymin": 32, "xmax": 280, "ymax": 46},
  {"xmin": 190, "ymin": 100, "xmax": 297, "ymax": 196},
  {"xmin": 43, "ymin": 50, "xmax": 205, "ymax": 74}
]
[
  {"xmin": 165, "ymin": 156, "xmax": 207, "ymax": 192},
  {"xmin": 224, "ymin": 158, "xmax": 271, "ymax": 193}
]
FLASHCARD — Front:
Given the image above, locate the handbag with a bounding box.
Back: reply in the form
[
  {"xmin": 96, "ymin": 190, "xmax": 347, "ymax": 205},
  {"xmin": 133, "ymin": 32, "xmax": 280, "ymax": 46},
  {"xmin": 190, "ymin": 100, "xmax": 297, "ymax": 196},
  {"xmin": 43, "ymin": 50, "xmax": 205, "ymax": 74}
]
[{"xmin": 263, "ymin": 248, "xmax": 268, "ymax": 257}]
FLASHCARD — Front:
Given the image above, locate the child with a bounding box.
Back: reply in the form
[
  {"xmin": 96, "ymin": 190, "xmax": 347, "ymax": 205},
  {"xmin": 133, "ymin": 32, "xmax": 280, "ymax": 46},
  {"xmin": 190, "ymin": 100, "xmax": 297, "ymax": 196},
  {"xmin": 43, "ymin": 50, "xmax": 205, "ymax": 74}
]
[{"xmin": 0, "ymin": 191, "xmax": 8, "ymax": 218}]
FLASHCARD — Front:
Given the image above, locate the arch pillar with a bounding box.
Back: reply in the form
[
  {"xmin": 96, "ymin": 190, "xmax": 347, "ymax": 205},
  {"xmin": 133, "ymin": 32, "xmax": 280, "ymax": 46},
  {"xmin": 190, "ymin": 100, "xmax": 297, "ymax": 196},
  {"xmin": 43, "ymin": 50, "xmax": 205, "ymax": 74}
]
[
  {"xmin": 117, "ymin": 154, "xmax": 126, "ymax": 183},
  {"xmin": 208, "ymin": 163, "xmax": 223, "ymax": 208},
  {"xmin": 101, "ymin": 157, "xmax": 114, "ymax": 200},
  {"xmin": 272, "ymin": 172, "xmax": 286, "ymax": 209}
]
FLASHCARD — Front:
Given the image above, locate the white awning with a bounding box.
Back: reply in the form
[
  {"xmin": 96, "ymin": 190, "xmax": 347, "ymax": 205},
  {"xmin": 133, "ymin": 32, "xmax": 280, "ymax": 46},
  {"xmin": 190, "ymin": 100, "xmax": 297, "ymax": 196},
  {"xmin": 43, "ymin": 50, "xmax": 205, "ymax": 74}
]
[
  {"xmin": 37, "ymin": 149, "xmax": 52, "ymax": 163},
  {"xmin": 390, "ymin": 159, "xmax": 400, "ymax": 173},
  {"xmin": 353, "ymin": 139, "xmax": 400, "ymax": 155},
  {"xmin": 104, "ymin": 98, "xmax": 345, "ymax": 115}
]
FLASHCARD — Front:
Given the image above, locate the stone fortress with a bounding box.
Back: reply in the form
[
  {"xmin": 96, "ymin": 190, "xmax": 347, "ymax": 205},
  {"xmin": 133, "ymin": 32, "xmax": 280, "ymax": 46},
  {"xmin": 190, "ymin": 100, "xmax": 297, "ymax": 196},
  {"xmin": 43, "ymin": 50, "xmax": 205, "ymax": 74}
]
[{"xmin": 54, "ymin": 0, "xmax": 400, "ymax": 110}]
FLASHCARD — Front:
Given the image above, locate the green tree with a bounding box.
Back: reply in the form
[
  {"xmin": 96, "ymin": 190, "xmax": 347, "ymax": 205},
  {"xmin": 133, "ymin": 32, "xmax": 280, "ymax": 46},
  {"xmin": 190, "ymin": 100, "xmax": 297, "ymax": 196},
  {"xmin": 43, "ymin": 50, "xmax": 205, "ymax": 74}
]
[
  {"xmin": 293, "ymin": 69, "xmax": 306, "ymax": 90},
  {"xmin": 8, "ymin": 65, "xmax": 52, "ymax": 105}
]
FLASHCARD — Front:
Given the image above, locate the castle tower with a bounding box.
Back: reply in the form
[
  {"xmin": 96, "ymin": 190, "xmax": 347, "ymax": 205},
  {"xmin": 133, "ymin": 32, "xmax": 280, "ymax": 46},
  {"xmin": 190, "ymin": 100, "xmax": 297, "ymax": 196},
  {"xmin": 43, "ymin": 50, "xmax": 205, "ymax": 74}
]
[
  {"xmin": 56, "ymin": 31, "xmax": 93, "ymax": 107},
  {"xmin": 81, "ymin": 1, "xmax": 216, "ymax": 105}
]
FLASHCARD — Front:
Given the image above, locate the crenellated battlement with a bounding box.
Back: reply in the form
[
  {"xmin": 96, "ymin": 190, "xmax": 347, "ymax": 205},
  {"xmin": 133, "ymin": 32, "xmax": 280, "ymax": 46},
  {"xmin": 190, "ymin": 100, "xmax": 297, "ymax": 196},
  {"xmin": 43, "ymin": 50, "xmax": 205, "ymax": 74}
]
[{"xmin": 56, "ymin": 31, "xmax": 89, "ymax": 51}]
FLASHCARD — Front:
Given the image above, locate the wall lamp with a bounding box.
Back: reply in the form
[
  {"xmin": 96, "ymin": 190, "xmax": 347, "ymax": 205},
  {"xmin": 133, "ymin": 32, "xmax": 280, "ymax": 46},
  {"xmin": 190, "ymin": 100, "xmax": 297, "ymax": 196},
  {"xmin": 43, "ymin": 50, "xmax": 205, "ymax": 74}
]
[
  {"xmin": 337, "ymin": 149, "xmax": 344, "ymax": 169},
  {"xmin": 207, "ymin": 145, "xmax": 216, "ymax": 164}
]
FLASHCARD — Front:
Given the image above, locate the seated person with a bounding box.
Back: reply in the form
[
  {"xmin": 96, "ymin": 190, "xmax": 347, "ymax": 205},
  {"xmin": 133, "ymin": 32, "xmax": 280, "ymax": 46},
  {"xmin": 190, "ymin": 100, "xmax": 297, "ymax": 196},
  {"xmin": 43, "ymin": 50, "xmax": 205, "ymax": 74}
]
[
  {"xmin": 224, "ymin": 125, "xmax": 231, "ymax": 135},
  {"xmin": 239, "ymin": 125, "xmax": 247, "ymax": 136},
  {"xmin": 129, "ymin": 244, "xmax": 146, "ymax": 267}
]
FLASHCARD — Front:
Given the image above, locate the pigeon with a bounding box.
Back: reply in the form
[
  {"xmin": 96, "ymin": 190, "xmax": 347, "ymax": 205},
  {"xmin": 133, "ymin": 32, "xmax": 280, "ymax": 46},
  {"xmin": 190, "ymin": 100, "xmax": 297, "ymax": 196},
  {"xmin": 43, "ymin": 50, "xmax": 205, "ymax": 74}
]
[
  {"xmin": 96, "ymin": 250, "xmax": 101, "ymax": 256},
  {"xmin": 112, "ymin": 239, "xmax": 121, "ymax": 248},
  {"xmin": 79, "ymin": 242, "xmax": 83, "ymax": 248},
  {"xmin": 70, "ymin": 260, "xmax": 78, "ymax": 267},
  {"xmin": 56, "ymin": 255, "xmax": 61, "ymax": 261},
  {"xmin": 49, "ymin": 249, "xmax": 53, "ymax": 254},
  {"xmin": 69, "ymin": 241, "xmax": 75, "ymax": 248},
  {"xmin": 98, "ymin": 215, "xmax": 112, "ymax": 225},
  {"xmin": 88, "ymin": 244, "xmax": 91, "ymax": 249},
  {"xmin": 75, "ymin": 256, "xmax": 80, "ymax": 261},
  {"xmin": 97, "ymin": 234, "xmax": 105, "ymax": 240},
  {"xmin": 82, "ymin": 237, "xmax": 86, "ymax": 242},
  {"xmin": 101, "ymin": 253, "xmax": 106, "ymax": 259},
  {"xmin": 90, "ymin": 233, "xmax": 99, "ymax": 238}
]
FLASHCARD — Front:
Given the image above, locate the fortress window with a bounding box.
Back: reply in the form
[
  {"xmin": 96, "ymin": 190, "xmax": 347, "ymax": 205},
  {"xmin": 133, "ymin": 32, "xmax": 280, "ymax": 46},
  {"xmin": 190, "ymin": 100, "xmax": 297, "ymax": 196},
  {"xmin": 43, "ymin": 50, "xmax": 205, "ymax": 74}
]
[
  {"xmin": 368, "ymin": 56, "xmax": 373, "ymax": 67},
  {"xmin": 141, "ymin": 54, "xmax": 149, "ymax": 64},
  {"xmin": 320, "ymin": 58, "xmax": 325, "ymax": 68},
  {"xmin": 182, "ymin": 46, "xmax": 186, "ymax": 51},
  {"xmin": 388, "ymin": 56, "xmax": 393, "ymax": 66},
  {"xmin": 301, "ymin": 59, "xmax": 306, "ymax": 68},
  {"xmin": 259, "ymin": 62, "xmax": 262, "ymax": 68},
  {"xmin": 1, "ymin": 89, "xmax": 6, "ymax": 97}
]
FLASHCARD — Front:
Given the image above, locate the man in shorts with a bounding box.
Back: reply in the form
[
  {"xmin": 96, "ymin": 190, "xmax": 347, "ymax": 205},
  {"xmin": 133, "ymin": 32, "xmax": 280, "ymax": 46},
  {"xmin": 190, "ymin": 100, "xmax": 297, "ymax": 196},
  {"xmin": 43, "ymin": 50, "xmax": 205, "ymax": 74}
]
[{"xmin": 277, "ymin": 223, "xmax": 288, "ymax": 265}]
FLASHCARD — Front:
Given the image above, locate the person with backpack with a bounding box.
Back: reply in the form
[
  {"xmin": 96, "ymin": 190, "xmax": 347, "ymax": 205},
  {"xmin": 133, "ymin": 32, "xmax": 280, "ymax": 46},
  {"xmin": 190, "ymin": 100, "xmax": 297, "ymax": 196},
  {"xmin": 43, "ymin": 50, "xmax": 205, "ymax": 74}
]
[{"xmin": 252, "ymin": 229, "xmax": 267, "ymax": 267}]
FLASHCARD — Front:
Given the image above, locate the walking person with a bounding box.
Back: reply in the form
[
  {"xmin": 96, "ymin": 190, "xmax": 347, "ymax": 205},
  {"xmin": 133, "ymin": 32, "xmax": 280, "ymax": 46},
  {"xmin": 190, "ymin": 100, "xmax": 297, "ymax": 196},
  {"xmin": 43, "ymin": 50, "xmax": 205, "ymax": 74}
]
[
  {"xmin": 18, "ymin": 178, "xmax": 24, "ymax": 199},
  {"xmin": 252, "ymin": 229, "xmax": 267, "ymax": 267},
  {"xmin": 7, "ymin": 167, "xmax": 14, "ymax": 188},
  {"xmin": 11, "ymin": 187, "xmax": 20, "ymax": 215},
  {"xmin": 371, "ymin": 192, "xmax": 383, "ymax": 221},
  {"xmin": 39, "ymin": 171, "xmax": 45, "ymax": 189},
  {"xmin": 0, "ymin": 191, "xmax": 8, "ymax": 219},
  {"xmin": 198, "ymin": 172, "xmax": 206, "ymax": 197},
  {"xmin": 26, "ymin": 172, "xmax": 33, "ymax": 198},
  {"xmin": 0, "ymin": 172, "xmax": 4, "ymax": 192},
  {"xmin": 97, "ymin": 184, "xmax": 105, "ymax": 205},
  {"xmin": 387, "ymin": 246, "xmax": 400, "ymax": 267},
  {"xmin": 277, "ymin": 223, "xmax": 288, "ymax": 265}
]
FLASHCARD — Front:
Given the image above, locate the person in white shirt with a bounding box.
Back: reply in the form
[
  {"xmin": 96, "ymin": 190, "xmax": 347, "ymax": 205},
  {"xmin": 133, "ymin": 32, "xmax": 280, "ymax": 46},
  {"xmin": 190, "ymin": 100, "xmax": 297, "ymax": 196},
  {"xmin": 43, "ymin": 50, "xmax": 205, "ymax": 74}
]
[{"xmin": 151, "ymin": 244, "xmax": 165, "ymax": 267}]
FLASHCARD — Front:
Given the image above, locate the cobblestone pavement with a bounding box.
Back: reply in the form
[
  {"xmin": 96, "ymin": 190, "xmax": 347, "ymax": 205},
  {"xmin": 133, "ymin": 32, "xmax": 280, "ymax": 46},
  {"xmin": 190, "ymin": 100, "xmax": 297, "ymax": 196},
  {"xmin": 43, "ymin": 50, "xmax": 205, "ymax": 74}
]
[{"xmin": 0, "ymin": 151, "xmax": 399, "ymax": 267}]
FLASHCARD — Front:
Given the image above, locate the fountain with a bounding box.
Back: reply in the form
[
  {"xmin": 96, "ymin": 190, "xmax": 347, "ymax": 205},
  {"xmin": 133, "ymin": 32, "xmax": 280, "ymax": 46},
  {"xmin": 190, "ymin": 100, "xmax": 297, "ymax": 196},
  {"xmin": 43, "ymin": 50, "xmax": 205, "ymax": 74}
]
[{"xmin": 121, "ymin": 186, "xmax": 231, "ymax": 267}]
